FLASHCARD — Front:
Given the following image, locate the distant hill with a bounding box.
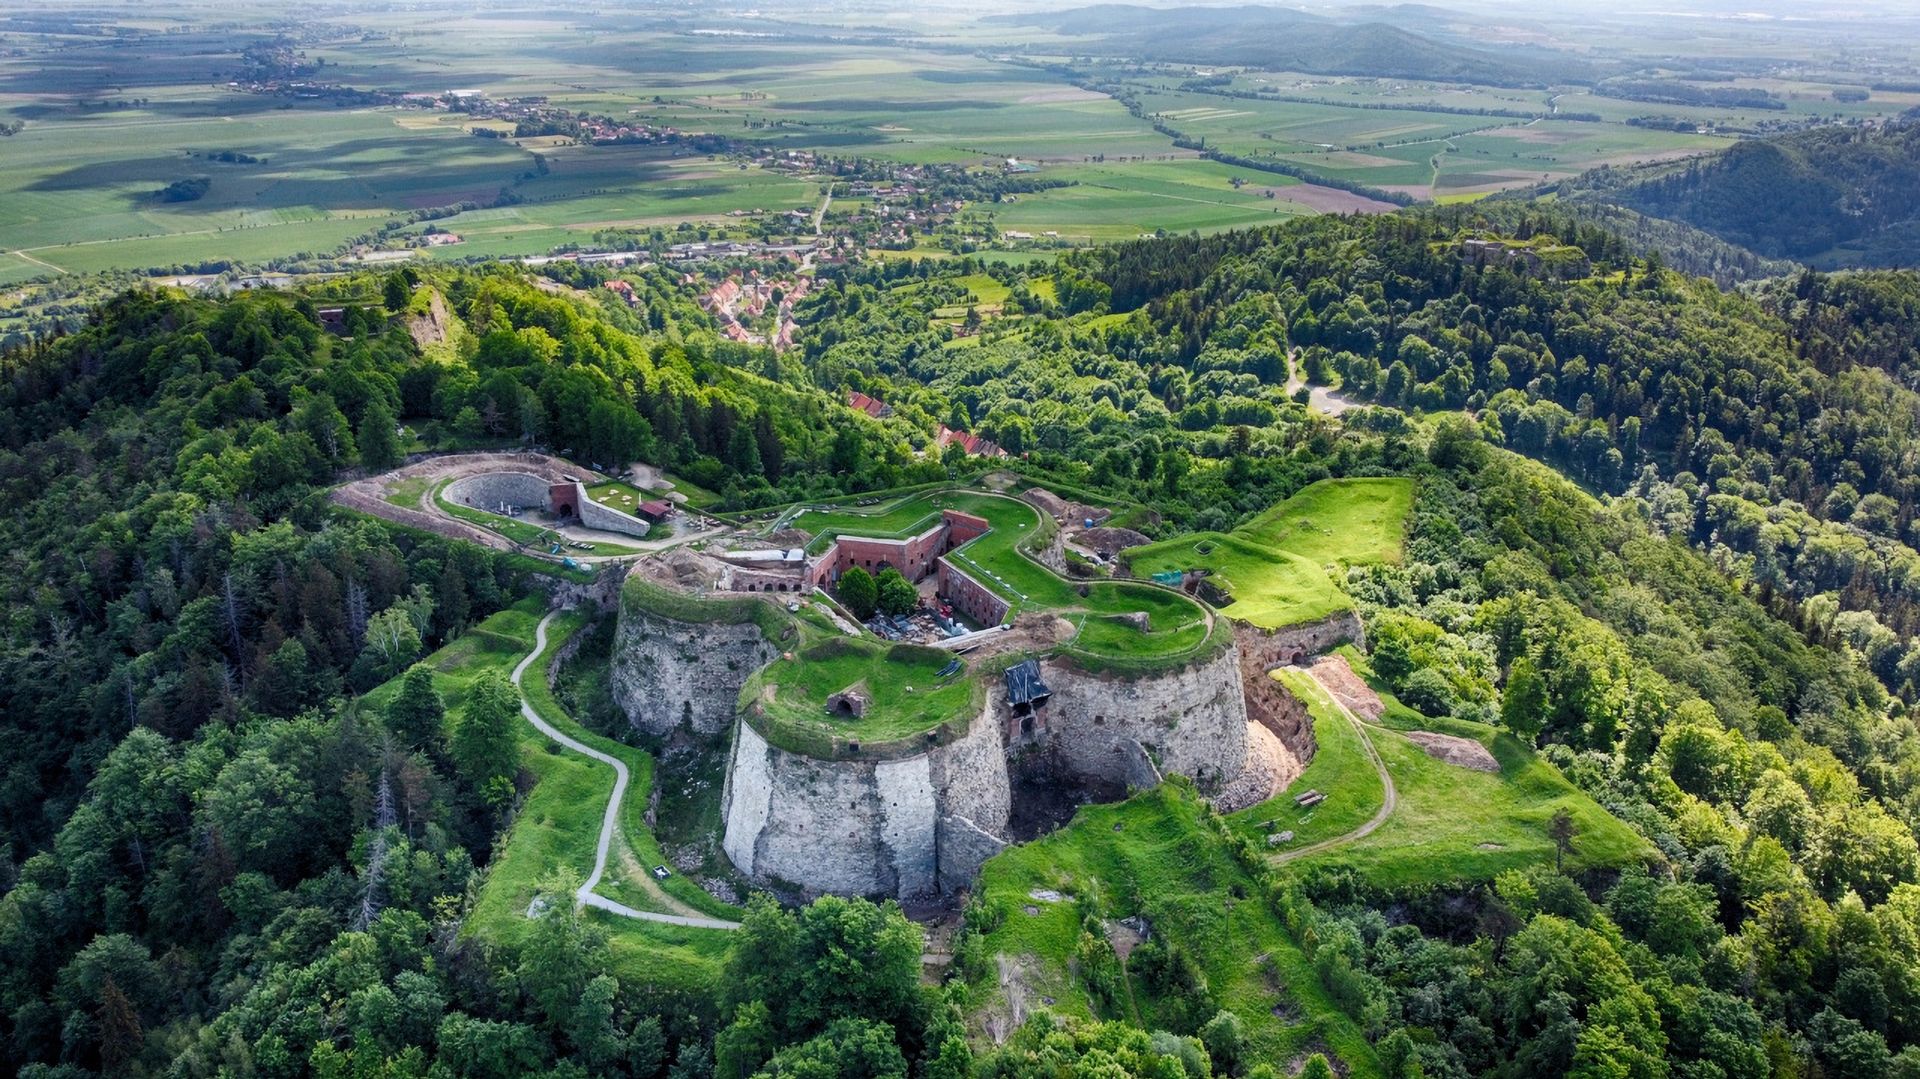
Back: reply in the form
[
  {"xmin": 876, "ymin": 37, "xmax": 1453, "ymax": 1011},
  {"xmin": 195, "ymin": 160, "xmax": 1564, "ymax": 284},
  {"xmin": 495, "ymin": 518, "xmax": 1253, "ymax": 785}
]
[
  {"xmin": 1591, "ymin": 118, "xmax": 1920, "ymax": 266},
  {"xmin": 984, "ymin": 4, "xmax": 1590, "ymax": 86}
]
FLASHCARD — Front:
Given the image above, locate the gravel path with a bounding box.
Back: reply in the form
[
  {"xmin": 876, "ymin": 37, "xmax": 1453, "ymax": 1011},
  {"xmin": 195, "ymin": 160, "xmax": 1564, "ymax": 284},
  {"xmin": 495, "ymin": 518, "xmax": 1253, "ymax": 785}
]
[{"xmin": 512, "ymin": 611, "xmax": 739, "ymax": 930}]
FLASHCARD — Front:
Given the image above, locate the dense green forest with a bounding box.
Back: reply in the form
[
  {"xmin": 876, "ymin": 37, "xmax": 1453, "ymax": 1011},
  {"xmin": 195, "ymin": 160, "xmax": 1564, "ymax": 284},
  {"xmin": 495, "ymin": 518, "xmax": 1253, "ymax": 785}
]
[
  {"xmin": 1568, "ymin": 117, "xmax": 1920, "ymax": 266},
  {"xmin": 11, "ymin": 198, "xmax": 1920, "ymax": 1077}
]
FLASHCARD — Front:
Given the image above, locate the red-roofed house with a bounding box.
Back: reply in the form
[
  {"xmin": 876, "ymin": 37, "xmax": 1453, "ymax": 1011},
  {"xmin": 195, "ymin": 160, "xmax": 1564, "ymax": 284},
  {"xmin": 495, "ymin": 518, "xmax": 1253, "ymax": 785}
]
[
  {"xmin": 935, "ymin": 425, "xmax": 1004, "ymax": 458},
  {"xmin": 636, "ymin": 500, "xmax": 675, "ymax": 522},
  {"xmin": 847, "ymin": 390, "xmax": 893, "ymax": 419}
]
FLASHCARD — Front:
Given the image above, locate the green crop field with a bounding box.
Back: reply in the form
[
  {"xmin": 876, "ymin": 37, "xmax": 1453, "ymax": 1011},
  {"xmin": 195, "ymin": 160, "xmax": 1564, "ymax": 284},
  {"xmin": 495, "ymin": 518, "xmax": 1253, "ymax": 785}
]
[
  {"xmin": 992, "ymin": 158, "xmax": 1319, "ymax": 241},
  {"xmin": 1231, "ymin": 669, "xmax": 1385, "ymax": 849},
  {"xmin": 970, "ymin": 784, "xmax": 1384, "ymax": 1077},
  {"xmin": 0, "ymin": 9, "xmax": 1791, "ymax": 283},
  {"xmin": 1123, "ymin": 477, "xmax": 1410, "ymax": 629}
]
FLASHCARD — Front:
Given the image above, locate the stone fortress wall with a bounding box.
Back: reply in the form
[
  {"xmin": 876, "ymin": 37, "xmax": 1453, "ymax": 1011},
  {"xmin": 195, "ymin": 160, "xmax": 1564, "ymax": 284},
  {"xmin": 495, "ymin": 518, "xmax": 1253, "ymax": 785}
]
[
  {"xmin": 614, "ymin": 514, "xmax": 1345, "ymax": 900},
  {"xmin": 445, "ymin": 471, "xmax": 552, "ymax": 512},
  {"xmin": 611, "ymin": 603, "xmax": 782, "ymax": 737},
  {"xmin": 445, "ymin": 471, "xmax": 652, "ymax": 538}
]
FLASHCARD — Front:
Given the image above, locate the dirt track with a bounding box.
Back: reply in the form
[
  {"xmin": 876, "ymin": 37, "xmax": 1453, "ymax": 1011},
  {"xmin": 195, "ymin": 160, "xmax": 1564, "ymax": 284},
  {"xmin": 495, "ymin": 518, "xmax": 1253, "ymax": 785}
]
[{"xmin": 1270, "ymin": 664, "xmax": 1397, "ymax": 864}]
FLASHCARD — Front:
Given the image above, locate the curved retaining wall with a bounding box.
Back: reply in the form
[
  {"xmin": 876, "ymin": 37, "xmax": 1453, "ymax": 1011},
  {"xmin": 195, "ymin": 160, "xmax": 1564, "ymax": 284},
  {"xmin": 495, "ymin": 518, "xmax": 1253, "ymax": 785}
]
[
  {"xmin": 720, "ymin": 696, "xmax": 1011, "ymax": 899},
  {"xmin": 444, "ymin": 471, "xmax": 552, "ymax": 512},
  {"xmin": 1038, "ymin": 644, "xmax": 1250, "ymax": 793}
]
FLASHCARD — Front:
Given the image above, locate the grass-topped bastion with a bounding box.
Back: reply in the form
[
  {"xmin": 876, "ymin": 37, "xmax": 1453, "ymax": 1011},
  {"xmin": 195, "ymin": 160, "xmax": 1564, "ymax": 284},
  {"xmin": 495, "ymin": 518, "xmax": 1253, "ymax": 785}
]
[{"xmin": 742, "ymin": 638, "xmax": 983, "ymax": 757}]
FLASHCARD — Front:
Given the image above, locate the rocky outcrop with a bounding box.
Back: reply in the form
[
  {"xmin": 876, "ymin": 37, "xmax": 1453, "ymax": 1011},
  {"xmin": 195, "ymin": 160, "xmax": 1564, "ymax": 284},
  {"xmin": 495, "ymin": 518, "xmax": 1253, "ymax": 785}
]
[
  {"xmin": 720, "ymin": 698, "xmax": 1013, "ymax": 899},
  {"xmin": 612, "ymin": 606, "xmax": 780, "ymax": 737}
]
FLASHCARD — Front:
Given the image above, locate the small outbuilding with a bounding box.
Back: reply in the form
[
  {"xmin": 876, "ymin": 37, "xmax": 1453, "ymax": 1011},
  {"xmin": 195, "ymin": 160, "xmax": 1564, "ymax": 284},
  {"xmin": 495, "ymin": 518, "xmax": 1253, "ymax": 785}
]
[
  {"xmin": 826, "ymin": 689, "xmax": 871, "ymax": 718},
  {"xmin": 636, "ymin": 500, "xmax": 675, "ymax": 522},
  {"xmin": 1004, "ymin": 659, "xmax": 1051, "ymax": 717}
]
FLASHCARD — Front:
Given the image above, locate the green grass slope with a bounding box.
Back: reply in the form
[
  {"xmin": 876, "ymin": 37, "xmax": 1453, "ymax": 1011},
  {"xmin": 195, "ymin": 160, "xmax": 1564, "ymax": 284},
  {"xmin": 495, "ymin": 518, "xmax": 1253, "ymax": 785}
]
[
  {"xmin": 363, "ymin": 601, "xmax": 736, "ymax": 992},
  {"xmin": 1123, "ymin": 477, "xmax": 1412, "ymax": 630},
  {"xmin": 969, "ymin": 783, "xmax": 1384, "ymax": 1077},
  {"xmin": 1230, "ymin": 651, "xmax": 1653, "ymax": 888}
]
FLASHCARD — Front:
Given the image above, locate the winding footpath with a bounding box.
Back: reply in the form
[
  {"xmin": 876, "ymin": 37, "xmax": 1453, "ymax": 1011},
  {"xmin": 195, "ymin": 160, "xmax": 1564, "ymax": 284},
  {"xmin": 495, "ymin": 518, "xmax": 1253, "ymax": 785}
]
[
  {"xmin": 1270, "ymin": 666, "xmax": 1398, "ymax": 864},
  {"xmin": 511, "ymin": 611, "xmax": 739, "ymax": 930}
]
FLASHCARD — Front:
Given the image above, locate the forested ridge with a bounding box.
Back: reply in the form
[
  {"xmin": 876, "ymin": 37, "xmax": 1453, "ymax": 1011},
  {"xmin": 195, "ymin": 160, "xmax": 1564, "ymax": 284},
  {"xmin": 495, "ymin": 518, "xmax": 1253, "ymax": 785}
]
[
  {"xmin": 1568, "ymin": 117, "xmax": 1920, "ymax": 266},
  {"xmin": 9, "ymin": 203, "xmax": 1920, "ymax": 1077}
]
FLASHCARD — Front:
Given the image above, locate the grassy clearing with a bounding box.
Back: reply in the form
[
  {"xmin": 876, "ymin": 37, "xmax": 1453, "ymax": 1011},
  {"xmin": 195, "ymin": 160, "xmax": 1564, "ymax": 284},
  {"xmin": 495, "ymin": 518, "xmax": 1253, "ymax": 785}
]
[
  {"xmin": 970, "ymin": 784, "xmax": 1383, "ymax": 1077},
  {"xmin": 1238, "ymin": 477, "xmax": 1413, "ymax": 565},
  {"xmin": 1229, "ymin": 669, "xmax": 1384, "ymax": 849},
  {"xmin": 383, "ymin": 475, "xmax": 431, "ymax": 510},
  {"xmin": 1253, "ymin": 647, "xmax": 1655, "ymax": 888},
  {"xmin": 363, "ymin": 601, "xmax": 734, "ymax": 992},
  {"xmin": 1124, "ymin": 478, "xmax": 1411, "ymax": 630},
  {"xmin": 1125, "ymin": 532, "xmax": 1350, "ymax": 629}
]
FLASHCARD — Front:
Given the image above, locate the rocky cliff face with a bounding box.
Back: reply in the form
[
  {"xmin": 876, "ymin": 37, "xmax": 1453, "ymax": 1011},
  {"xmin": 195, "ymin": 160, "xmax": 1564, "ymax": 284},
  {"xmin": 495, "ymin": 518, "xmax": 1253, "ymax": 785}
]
[{"xmin": 611, "ymin": 607, "xmax": 780, "ymax": 737}]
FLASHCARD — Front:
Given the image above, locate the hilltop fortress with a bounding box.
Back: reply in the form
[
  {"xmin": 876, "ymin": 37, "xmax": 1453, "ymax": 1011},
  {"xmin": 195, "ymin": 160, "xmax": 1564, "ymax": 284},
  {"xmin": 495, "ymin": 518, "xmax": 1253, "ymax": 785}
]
[{"xmin": 609, "ymin": 486, "xmax": 1363, "ymax": 900}]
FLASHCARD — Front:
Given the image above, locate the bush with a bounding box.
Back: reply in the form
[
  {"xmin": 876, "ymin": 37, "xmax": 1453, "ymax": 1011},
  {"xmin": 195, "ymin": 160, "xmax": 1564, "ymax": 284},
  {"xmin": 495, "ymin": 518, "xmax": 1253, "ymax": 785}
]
[{"xmin": 1398, "ymin": 667, "xmax": 1457, "ymax": 717}]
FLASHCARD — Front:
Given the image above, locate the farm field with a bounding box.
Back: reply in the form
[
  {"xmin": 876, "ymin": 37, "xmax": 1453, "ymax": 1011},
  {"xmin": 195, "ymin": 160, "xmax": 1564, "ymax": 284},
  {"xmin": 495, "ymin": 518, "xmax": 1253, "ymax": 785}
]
[
  {"xmin": 992, "ymin": 158, "xmax": 1320, "ymax": 242},
  {"xmin": 0, "ymin": 9, "xmax": 1808, "ymax": 283},
  {"xmin": 1121, "ymin": 82, "xmax": 1733, "ymax": 198},
  {"xmin": 0, "ymin": 100, "xmax": 527, "ymax": 270}
]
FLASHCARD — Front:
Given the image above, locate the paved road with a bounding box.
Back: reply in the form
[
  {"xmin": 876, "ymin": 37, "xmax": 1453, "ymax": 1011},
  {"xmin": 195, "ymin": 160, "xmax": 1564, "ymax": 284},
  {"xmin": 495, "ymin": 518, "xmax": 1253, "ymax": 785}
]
[
  {"xmin": 1271, "ymin": 666, "xmax": 1397, "ymax": 864},
  {"xmin": 512, "ymin": 611, "xmax": 740, "ymax": 930}
]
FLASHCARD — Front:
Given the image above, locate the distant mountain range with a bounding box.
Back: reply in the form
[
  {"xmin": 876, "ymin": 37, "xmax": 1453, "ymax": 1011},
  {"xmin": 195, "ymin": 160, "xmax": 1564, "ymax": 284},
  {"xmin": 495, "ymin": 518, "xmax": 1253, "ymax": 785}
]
[
  {"xmin": 985, "ymin": 3, "xmax": 1593, "ymax": 86},
  {"xmin": 1564, "ymin": 116, "xmax": 1920, "ymax": 267}
]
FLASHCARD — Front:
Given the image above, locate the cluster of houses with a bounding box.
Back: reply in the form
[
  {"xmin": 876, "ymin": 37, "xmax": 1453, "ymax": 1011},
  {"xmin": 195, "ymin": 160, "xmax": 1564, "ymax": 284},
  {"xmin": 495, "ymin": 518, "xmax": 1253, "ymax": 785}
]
[
  {"xmin": 701, "ymin": 271, "xmax": 809, "ymax": 349},
  {"xmin": 845, "ymin": 391, "xmax": 1007, "ymax": 458}
]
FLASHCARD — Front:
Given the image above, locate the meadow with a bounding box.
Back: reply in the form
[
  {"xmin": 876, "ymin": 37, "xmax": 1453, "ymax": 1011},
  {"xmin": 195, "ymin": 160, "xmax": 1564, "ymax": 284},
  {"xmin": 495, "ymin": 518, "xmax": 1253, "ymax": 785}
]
[
  {"xmin": 971, "ymin": 783, "xmax": 1385, "ymax": 1076},
  {"xmin": 1245, "ymin": 650, "xmax": 1653, "ymax": 888},
  {"xmin": 1122, "ymin": 477, "xmax": 1411, "ymax": 630}
]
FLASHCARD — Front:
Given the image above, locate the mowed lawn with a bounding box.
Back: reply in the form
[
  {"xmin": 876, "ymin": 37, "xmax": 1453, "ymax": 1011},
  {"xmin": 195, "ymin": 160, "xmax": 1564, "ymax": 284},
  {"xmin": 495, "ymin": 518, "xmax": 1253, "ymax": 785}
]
[{"xmin": 1123, "ymin": 477, "xmax": 1412, "ymax": 630}]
